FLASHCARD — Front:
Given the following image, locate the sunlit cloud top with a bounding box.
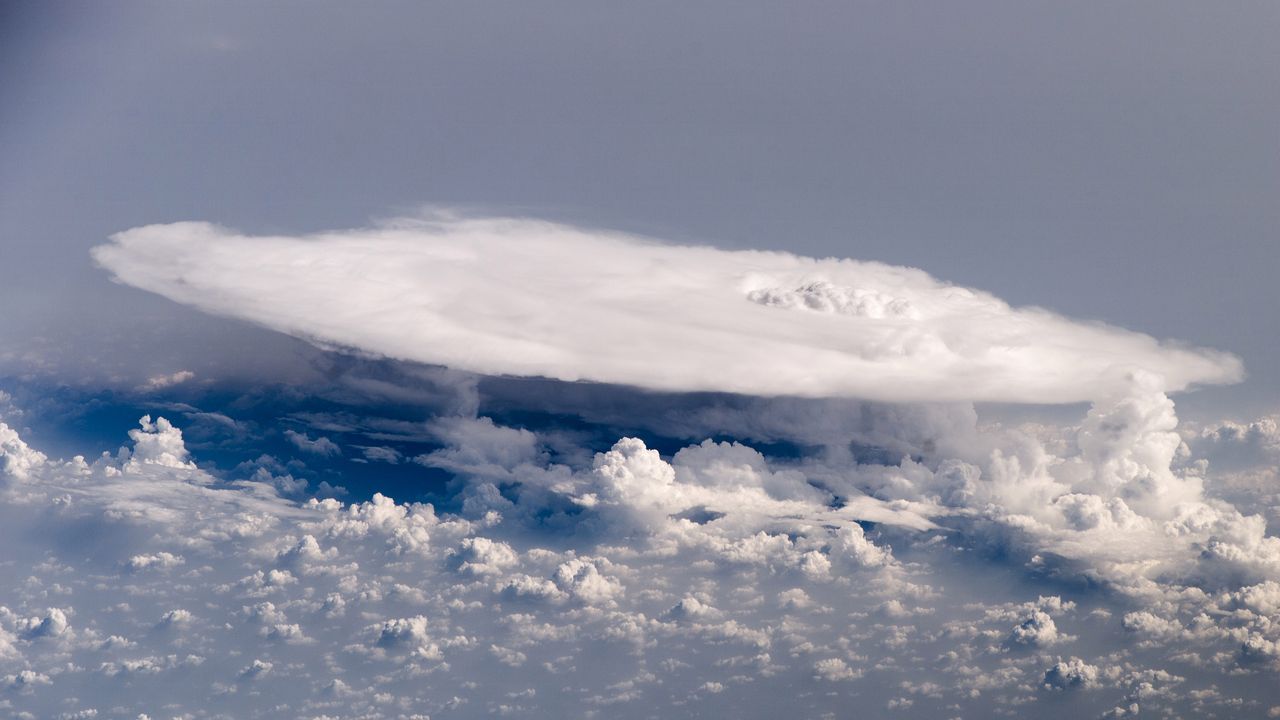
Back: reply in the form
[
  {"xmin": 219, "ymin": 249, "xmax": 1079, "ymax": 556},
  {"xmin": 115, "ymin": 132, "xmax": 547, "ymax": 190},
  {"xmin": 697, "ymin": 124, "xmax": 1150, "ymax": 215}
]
[{"xmin": 93, "ymin": 215, "xmax": 1242, "ymax": 404}]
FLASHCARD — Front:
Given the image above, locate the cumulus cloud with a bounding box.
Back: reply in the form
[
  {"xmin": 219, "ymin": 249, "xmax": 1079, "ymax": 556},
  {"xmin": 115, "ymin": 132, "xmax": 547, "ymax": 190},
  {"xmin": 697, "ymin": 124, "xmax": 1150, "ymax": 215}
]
[
  {"xmin": 1009, "ymin": 609, "xmax": 1062, "ymax": 648},
  {"xmin": 92, "ymin": 215, "xmax": 1240, "ymax": 404},
  {"xmin": 0, "ymin": 422, "xmax": 46, "ymax": 482},
  {"xmin": 1181, "ymin": 415, "xmax": 1280, "ymax": 519},
  {"xmin": 124, "ymin": 415, "xmax": 196, "ymax": 471},
  {"xmin": 813, "ymin": 657, "xmax": 860, "ymax": 681},
  {"xmin": 0, "ymin": 411, "xmax": 1277, "ymax": 717},
  {"xmin": 14, "ymin": 221, "xmax": 1280, "ymax": 715},
  {"xmin": 1043, "ymin": 658, "xmax": 1101, "ymax": 690}
]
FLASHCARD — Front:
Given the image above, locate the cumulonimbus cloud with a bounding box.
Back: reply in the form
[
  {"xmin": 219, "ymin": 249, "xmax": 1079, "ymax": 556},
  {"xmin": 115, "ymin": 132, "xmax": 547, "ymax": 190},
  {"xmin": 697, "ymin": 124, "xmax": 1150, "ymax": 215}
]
[{"xmin": 92, "ymin": 215, "xmax": 1242, "ymax": 403}]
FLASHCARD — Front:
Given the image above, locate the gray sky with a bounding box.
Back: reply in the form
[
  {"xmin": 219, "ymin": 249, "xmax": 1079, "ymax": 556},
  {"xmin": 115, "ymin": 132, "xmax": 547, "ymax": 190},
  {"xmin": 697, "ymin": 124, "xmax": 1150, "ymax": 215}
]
[
  {"xmin": 6, "ymin": 6, "xmax": 1280, "ymax": 717},
  {"xmin": 2, "ymin": 1, "xmax": 1276, "ymax": 418}
]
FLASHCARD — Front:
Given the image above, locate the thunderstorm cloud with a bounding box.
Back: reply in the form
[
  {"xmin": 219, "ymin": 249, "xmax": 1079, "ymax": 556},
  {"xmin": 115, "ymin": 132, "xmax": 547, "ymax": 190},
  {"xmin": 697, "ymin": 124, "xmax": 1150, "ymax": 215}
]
[{"xmin": 93, "ymin": 216, "xmax": 1241, "ymax": 404}]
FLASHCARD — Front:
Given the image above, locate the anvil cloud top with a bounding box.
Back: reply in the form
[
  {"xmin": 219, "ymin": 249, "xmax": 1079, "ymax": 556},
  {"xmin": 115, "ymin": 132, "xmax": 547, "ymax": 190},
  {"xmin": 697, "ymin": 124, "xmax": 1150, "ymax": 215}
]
[{"xmin": 94, "ymin": 215, "xmax": 1240, "ymax": 404}]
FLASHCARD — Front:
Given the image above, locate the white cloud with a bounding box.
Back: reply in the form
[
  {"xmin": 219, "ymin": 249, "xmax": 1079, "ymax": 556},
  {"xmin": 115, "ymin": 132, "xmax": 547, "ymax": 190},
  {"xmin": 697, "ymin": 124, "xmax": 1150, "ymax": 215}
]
[
  {"xmin": 124, "ymin": 552, "xmax": 184, "ymax": 572},
  {"xmin": 125, "ymin": 415, "xmax": 196, "ymax": 472},
  {"xmin": 17, "ymin": 608, "xmax": 69, "ymax": 640},
  {"xmin": 1042, "ymin": 658, "xmax": 1101, "ymax": 690},
  {"xmin": 138, "ymin": 370, "xmax": 195, "ymax": 391},
  {"xmin": 284, "ymin": 429, "xmax": 342, "ymax": 457},
  {"xmin": 238, "ymin": 658, "xmax": 272, "ymax": 680},
  {"xmin": 1, "ymin": 399, "xmax": 1279, "ymax": 715},
  {"xmin": 4, "ymin": 669, "xmax": 51, "ymax": 693},
  {"xmin": 1009, "ymin": 610, "xmax": 1062, "ymax": 648},
  {"xmin": 813, "ymin": 657, "xmax": 860, "ymax": 681},
  {"xmin": 455, "ymin": 537, "xmax": 519, "ymax": 577},
  {"xmin": 0, "ymin": 422, "xmax": 46, "ymax": 482},
  {"xmin": 358, "ymin": 445, "xmax": 402, "ymax": 464},
  {"xmin": 92, "ymin": 215, "xmax": 1240, "ymax": 404}
]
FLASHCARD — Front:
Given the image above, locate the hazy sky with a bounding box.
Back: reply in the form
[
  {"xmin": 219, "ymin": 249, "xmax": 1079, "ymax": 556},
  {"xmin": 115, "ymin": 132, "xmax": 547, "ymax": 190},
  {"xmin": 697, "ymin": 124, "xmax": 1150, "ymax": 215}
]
[
  {"xmin": 2, "ymin": 0, "xmax": 1276, "ymax": 417},
  {"xmin": 4, "ymin": 5, "xmax": 1280, "ymax": 719}
]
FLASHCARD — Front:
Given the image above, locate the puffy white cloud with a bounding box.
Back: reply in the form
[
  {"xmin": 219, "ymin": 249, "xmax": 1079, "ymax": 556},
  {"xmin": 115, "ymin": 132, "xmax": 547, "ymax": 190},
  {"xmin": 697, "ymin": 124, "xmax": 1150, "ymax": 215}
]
[
  {"xmin": 124, "ymin": 415, "xmax": 196, "ymax": 472},
  {"xmin": 1009, "ymin": 610, "xmax": 1062, "ymax": 648},
  {"xmin": 813, "ymin": 657, "xmax": 860, "ymax": 681},
  {"xmin": 0, "ymin": 401, "xmax": 1278, "ymax": 716},
  {"xmin": 832, "ymin": 524, "xmax": 892, "ymax": 568},
  {"xmin": 157, "ymin": 608, "xmax": 192, "ymax": 628},
  {"xmin": 1121, "ymin": 612, "xmax": 1184, "ymax": 644},
  {"xmin": 16, "ymin": 608, "xmax": 69, "ymax": 640},
  {"xmin": 662, "ymin": 596, "xmax": 720, "ymax": 622},
  {"xmin": 0, "ymin": 415, "xmax": 926, "ymax": 714},
  {"xmin": 455, "ymin": 537, "xmax": 519, "ymax": 577},
  {"xmin": 0, "ymin": 422, "xmax": 46, "ymax": 482},
  {"xmin": 4, "ymin": 669, "xmax": 51, "ymax": 693},
  {"xmin": 405, "ymin": 387, "xmax": 1280, "ymax": 624},
  {"xmin": 1225, "ymin": 580, "xmax": 1280, "ymax": 617},
  {"xmin": 1186, "ymin": 415, "xmax": 1280, "ymax": 473},
  {"xmin": 1042, "ymin": 658, "xmax": 1101, "ymax": 690},
  {"xmin": 560, "ymin": 434, "xmax": 931, "ymax": 547},
  {"xmin": 92, "ymin": 216, "xmax": 1240, "ymax": 404},
  {"xmin": 306, "ymin": 491, "xmax": 446, "ymax": 555},
  {"xmin": 238, "ymin": 658, "xmax": 272, "ymax": 680},
  {"xmin": 124, "ymin": 552, "xmax": 183, "ymax": 572},
  {"xmin": 368, "ymin": 615, "xmax": 440, "ymax": 659},
  {"xmin": 1181, "ymin": 415, "xmax": 1280, "ymax": 528}
]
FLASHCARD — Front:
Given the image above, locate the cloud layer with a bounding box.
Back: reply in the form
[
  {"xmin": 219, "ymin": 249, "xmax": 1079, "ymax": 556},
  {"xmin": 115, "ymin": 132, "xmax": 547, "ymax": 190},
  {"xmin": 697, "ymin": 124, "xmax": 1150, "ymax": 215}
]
[
  {"xmin": 92, "ymin": 216, "xmax": 1241, "ymax": 404},
  {"xmin": 4, "ymin": 405, "xmax": 1280, "ymax": 718},
  {"xmin": 61, "ymin": 214, "xmax": 1279, "ymax": 716}
]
